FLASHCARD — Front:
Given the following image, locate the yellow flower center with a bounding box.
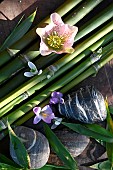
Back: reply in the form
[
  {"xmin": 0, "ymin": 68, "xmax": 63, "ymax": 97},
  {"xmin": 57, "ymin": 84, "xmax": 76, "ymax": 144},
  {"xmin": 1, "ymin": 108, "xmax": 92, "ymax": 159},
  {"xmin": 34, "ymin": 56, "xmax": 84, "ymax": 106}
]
[
  {"xmin": 47, "ymin": 31, "xmax": 64, "ymax": 49},
  {"xmin": 42, "ymin": 112, "xmax": 47, "ymax": 118}
]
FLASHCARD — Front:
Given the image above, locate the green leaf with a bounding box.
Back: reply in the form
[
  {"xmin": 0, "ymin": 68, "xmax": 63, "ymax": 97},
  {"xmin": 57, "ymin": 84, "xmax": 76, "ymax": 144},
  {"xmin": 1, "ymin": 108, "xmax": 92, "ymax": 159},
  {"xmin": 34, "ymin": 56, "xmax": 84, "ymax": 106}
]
[
  {"xmin": 105, "ymin": 101, "xmax": 113, "ymax": 167},
  {"xmin": 89, "ymin": 160, "xmax": 112, "ymax": 169},
  {"xmin": 109, "ymin": 106, "xmax": 113, "ymax": 115},
  {"xmin": 0, "ymin": 10, "xmax": 36, "ymax": 52},
  {"xmin": 0, "ymin": 154, "xmax": 20, "ymax": 168},
  {"xmin": 43, "ymin": 123, "xmax": 78, "ymax": 170},
  {"xmin": 0, "ymin": 163, "xmax": 22, "ymax": 170},
  {"xmin": 62, "ymin": 122, "xmax": 113, "ymax": 143},
  {"xmin": 7, "ymin": 121, "xmax": 31, "ymax": 168},
  {"xmin": 33, "ymin": 164, "xmax": 70, "ymax": 170}
]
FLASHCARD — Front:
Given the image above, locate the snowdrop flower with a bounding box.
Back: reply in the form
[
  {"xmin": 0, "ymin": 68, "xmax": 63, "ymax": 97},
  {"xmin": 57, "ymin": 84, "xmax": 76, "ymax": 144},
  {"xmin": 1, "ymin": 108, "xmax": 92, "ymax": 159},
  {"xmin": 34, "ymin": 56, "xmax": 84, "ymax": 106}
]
[
  {"xmin": 33, "ymin": 105, "xmax": 55, "ymax": 124},
  {"xmin": 24, "ymin": 61, "xmax": 42, "ymax": 77},
  {"xmin": 50, "ymin": 91, "xmax": 64, "ymax": 104},
  {"xmin": 36, "ymin": 13, "xmax": 78, "ymax": 56},
  {"xmin": 51, "ymin": 117, "xmax": 62, "ymax": 129}
]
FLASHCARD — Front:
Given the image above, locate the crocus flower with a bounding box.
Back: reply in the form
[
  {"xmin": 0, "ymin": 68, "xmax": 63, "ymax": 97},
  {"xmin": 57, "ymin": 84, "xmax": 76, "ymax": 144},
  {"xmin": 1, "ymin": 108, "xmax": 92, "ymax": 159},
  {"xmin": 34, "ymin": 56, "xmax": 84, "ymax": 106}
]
[
  {"xmin": 50, "ymin": 91, "xmax": 64, "ymax": 104},
  {"xmin": 36, "ymin": 13, "xmax": 78, "ymax": 56},
  {"xmin": 33, "ymin": 105, "xmax": 55, "ymax": 124},
  {"xmin": 24, "ymin": 61, "xmax": 42, "ymax": 77},
  {"xmin": 51, "ymin": 117, "xmax": 62, "ymax": 129}
]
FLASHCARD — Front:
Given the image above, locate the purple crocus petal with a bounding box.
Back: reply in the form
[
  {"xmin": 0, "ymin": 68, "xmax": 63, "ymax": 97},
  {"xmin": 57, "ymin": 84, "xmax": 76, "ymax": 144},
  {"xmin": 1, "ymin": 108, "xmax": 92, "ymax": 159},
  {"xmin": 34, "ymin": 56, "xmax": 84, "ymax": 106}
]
[
  {"xmin": 33, "ymin": 107, "xmax": 41, "ymax": 116},
  {"xmin": 51, "ymin": 91, "xmax": 63, "ymax": 98},
  {"xmin": 51, "ymin": 13, "xmax": 64, "ymax": 26},
  {"xmin": 60, "ymin": 98, "xmax": 64, "ymax": 104},
  {"xmin": 50, "ymin": 97, "xmax": 59, "ymax": 104},
  {"xmin": 42, "ymin": 105, "xmax": 53, "ymax": 114},
  {"xmin": 33, "ymin": 115, "xmax": 42, "ymax": 124},
  {"xmin": 42, "ymin": 113, "xmax": 55, "ymax": 124}
]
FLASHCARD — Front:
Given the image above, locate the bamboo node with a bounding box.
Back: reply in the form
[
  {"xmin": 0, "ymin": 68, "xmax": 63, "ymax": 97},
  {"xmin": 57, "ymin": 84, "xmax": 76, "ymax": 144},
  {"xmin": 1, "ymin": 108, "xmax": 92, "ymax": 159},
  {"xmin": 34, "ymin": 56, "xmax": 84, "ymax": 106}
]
[
  {"xmin": 92, "ymin": 63, "xmax": 101, "ymax": 77},
  {"xmin": 19, "ymin": 54, "xmax": 30, "ymax": 64},
  {"xmin": 47, "ymin": 64, "xmax": 58, "ymax": 78},
  {"xmin": 22, "ymin": 92, "xmax": 29, "ymax": 99},
  {"xmin": 6, "ymin": 48, "xmax": 18, "ymax": 57},
  {"xmin": 90, "ymin": 47, "xmax": 102, "ymax": 64}
]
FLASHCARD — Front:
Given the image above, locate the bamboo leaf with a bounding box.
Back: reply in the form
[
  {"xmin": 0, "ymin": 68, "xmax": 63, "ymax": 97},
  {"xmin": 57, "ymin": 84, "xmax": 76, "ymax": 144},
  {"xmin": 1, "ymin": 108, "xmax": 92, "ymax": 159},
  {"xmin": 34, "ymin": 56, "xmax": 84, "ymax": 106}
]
[
  {"xmin": 0, "ymin": 163, "xmax": 22, "ymax": 170},
  {"xmin": 89, "ymin": 160, "xmax": 112, "ymax": 169},
  {"xmin": 62, "ymin": 122, "xmax": 113, "ymax": 143},
  {"xmin": 0, "ymin": 154, "xmax": 20, "ymax": 168},
  {"xmin": 33, "ymin": 164, "xmax": 70, "ymax": 170},
  {"xmin": 105, "ymin": 101, "xmax": 113, "ymax": 167},
  {"xmin": 43, "ymin": 123, "xmax": 78, "ymax": 170},
  {"xmin": 109, "ymin": 106, "xmax": 113, "ymax": 115},
  {"xmin": 0, "ymin": 10, "xmax": 36, "ymax": 52},
  {"xmin": 7, "ymin": 121, "xmax": 31, "ymax": 168}
]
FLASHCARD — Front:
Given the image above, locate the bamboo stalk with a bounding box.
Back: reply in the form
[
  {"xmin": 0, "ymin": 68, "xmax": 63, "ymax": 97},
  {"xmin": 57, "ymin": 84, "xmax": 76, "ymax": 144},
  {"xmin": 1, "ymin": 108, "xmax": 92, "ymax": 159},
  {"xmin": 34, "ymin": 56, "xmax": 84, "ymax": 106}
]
[
  {"xmin": 1, "ymin": 39, "xmax": 113, "ymax": 116},
  {"xmin": 1, "ymin": 6, "xmax": 112, "ymax": 97},
  {"xmin": 0, "ymin": 0, "xmax": 105, "ymax": 83},
  {"xmin": 0, "ymin": 49, "xmax": 113, "ymax": 132},
  {"xmin": 0, "ymin": 0, "xmax": 82, "ymax": 67},
  {"xmin": 0, "ymin": 21, "xmax": 113, "ymax": 108}
]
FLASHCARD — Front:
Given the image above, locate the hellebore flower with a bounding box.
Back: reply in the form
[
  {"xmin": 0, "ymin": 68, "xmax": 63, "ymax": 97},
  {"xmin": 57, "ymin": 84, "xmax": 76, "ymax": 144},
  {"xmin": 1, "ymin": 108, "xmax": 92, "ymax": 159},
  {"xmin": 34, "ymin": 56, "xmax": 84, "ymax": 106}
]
[
  {"xmin": 36, "ymin": 13, "xmax": 78, "ymax": 56},
  {"xmin": 50, "ymin": 91, "xmax": 64, "ymax": 104},
  {"xmin": 33, "ymin": 105, "xmax": 55, "ymax": 124},
  {"xmin": 24, "ymin": 61, "xmax": 42, "ymax": 77},
  {"xmin": 51, "ymin": 117, "xmax": 62, "ymax": 129}
]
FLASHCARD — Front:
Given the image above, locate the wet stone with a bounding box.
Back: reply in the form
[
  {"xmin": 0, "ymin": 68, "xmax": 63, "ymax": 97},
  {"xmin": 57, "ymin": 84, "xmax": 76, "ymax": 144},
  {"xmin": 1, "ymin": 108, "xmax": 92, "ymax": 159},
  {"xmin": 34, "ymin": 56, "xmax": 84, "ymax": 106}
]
[
  {"xmin": 54, "ymin": 128, "xmax": 90, "ymax": 157},
  {"xmin": 10, "ymin": 126, "xmax": 50, "ymax": 169}
]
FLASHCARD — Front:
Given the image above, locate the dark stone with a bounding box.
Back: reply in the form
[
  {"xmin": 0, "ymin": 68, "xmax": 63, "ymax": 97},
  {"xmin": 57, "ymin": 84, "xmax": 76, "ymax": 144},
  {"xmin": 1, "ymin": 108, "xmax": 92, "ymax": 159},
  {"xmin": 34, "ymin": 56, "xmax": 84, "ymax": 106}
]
[{"xmin": 10, "ymin": 126, "xmax": 50, "ymax": 169}]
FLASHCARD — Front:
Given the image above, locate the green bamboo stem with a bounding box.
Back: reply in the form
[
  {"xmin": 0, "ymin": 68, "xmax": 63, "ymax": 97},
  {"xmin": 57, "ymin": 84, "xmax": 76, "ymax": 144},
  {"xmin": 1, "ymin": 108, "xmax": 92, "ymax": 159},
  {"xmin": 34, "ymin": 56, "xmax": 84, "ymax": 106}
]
[
  {"xmin": 0, "ymin": 0, "xmax": 104, "ymax": 83},
  {"xmin": 0, "ymin": 49, "xmax": 113, "ymax": 132},
  {"xmin": 0, "ymin": 93, "xmax": 28, "ymax": 117},
  {"xmin": 1, "ymin": 40, "xmax": 113, "ymax": 116},
  {"xmin": 61, "ymin": 50, "xmax": 113, "ymax": 94},
  {"xmin": 74, "ymin": 3, "xmax": 113, "ymax": 42},
  {"xmin": 0, "ymin": 21, "xmax": 113, "ymax": 108},
  {"xmin": 0, "ymin": 0, "xmax": 82, "ymax": 67},
  {"xmin": 1, "ymin": 7, "xmax": 112, "ymax": 97}
]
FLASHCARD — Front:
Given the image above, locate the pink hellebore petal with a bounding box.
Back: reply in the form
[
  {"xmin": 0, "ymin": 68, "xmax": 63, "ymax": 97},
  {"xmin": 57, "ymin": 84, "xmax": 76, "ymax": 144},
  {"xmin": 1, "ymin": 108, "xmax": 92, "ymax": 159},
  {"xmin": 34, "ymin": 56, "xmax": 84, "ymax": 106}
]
[{"xmin": 36, "ymin": 13, "xmax": 78, "ymax": 56}]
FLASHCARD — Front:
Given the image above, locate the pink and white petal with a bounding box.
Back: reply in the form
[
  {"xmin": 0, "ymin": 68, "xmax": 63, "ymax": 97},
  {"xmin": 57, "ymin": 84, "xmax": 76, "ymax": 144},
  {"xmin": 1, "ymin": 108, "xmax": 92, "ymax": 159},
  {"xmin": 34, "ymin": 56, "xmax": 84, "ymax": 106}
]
[
  {"xmin": 51, "ymin": 13, "xmax": 64, "ymax": 26},
  {"xmin": 24, "ymin": 72, "xmax": 34, "ymax": 77},
  {"xmin": 33, "ymin": 107, "xmax": 41, "ymax": 115},
  {"xmin": 42, "ymin": 105, "xmax": 52, "ymax": 114},
  {"xmin": 28, "ymin": 61, "xmax": 37, "ymax": 70},
  {"xmin": 39, "ymin": 42, "xmax": 52, "ymax": 56},
  {"xmin": 33, "ymin": 116, "xmax": 41, "ymax": 124},
  {"xmin": 36, "ymin": 28, "xmax": 45, "ymax": 37}
]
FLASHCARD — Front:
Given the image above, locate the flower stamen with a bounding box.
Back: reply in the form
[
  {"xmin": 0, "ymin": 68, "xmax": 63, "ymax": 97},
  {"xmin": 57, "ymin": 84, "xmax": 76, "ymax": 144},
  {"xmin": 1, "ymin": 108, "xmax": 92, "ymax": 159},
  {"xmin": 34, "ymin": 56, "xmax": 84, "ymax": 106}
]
[{"xmin": 47, "ymin": 31, "xmax": 64, "ymax": 49}]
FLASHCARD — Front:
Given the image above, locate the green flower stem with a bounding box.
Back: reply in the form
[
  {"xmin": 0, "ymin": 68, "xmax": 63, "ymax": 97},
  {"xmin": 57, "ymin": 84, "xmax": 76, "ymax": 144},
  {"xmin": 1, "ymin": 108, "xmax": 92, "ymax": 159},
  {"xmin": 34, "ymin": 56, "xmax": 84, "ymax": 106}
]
[
  {"xmin": 0, "ymin": 21, "xmax": 112, "ymax": 108},
  {"xmin": 1, "ymin": 40, "xmax": 113, "ymax": 116},
  {"xmin": 0, "ymin": 49, "xmax": 113, "ymax": 131},
  {"xmin": 0, "ymin": 0, "xmax": 81, "ymax": 67}
]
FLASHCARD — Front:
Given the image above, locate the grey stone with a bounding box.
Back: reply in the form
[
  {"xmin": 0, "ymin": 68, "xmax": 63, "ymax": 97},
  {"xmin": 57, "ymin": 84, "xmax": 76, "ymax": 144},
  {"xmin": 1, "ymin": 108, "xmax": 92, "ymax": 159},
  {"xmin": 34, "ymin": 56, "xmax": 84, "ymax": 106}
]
[
  {"xmin": 55, "ymin": 129, "xmax": 90, "ymax": 157},
  {"xmin": 10, "ymin": 126, "xmax": 50, "ymax": 169}
]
